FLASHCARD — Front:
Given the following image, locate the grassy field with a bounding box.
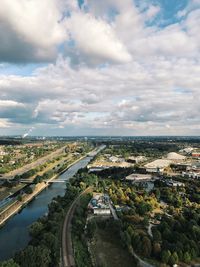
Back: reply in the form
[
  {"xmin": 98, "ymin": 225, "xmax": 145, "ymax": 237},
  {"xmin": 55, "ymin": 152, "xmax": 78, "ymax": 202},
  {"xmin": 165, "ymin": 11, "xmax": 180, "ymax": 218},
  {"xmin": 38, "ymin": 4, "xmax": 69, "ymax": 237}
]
[{"xmin": 90, "ymin": 222, "xmax": 138, "ymax": 267}]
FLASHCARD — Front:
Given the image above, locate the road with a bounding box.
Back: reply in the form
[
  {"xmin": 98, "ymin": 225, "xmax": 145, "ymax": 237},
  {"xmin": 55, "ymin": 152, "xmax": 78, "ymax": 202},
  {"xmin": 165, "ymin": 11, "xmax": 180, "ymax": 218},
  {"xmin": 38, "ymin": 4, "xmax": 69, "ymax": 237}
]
[
  {"xmin": 1, "ymin": 146, "xmax": 67, "ymax": 180},
  {"xmin": 108, "ymin": 201, "xmax": 119, "ymax": 220},
  {"xmin": 133, "ymin": 252, "xmax": 154, "ymax": 267},
  {"xmin": 62, "ymin": 187, "xmax": 92, "ymax": 267}
]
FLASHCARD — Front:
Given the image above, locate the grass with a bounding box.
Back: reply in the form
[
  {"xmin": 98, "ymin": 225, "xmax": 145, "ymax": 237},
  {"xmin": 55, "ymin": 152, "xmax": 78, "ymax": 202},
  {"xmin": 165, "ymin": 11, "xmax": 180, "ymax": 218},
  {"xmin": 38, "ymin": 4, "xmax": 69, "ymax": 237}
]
[{"xmin": 90, "ymin": 221, "xmax": 138, "ymax": 267}]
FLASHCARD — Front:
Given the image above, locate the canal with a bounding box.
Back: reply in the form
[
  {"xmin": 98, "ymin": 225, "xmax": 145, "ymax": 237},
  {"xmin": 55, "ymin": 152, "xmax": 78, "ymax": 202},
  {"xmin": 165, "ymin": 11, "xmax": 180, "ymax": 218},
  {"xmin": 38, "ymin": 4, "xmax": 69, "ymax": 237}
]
[{"xmin": 0, "ymin": 153, "xmax": 97, "ymax": 261}]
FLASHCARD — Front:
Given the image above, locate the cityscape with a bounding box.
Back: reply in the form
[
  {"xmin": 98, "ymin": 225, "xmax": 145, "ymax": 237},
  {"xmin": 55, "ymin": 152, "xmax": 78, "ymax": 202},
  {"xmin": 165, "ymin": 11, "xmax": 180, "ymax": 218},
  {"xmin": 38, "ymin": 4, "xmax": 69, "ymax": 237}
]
[{"xmin": 0, "ymin": 0, "xmax": 200, "ymax": 267}]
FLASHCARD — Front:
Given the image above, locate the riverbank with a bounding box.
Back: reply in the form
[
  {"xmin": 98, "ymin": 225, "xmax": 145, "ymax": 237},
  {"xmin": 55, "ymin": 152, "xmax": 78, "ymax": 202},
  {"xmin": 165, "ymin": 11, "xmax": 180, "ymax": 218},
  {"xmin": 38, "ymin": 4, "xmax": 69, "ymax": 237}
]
[{"xmin": 0, "ymin": 153, "xmax": 89, "ymax": 227}]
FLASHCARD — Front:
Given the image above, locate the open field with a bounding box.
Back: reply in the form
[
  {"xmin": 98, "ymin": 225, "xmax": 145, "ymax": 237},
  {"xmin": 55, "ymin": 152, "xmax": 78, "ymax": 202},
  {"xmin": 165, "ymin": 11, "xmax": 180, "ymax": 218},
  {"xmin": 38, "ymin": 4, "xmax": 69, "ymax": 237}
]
[{"xmin": 90, "ymin": 223, "xmax": 138, "ymax": 267}]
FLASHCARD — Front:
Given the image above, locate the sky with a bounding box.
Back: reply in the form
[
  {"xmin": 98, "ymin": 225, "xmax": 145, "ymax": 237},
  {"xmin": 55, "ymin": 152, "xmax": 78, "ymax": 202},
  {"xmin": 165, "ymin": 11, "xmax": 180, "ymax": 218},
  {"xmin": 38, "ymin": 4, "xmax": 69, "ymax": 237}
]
[{"xmin": 0, "ymin": 0, "xmax": 200, "ymax": 136}]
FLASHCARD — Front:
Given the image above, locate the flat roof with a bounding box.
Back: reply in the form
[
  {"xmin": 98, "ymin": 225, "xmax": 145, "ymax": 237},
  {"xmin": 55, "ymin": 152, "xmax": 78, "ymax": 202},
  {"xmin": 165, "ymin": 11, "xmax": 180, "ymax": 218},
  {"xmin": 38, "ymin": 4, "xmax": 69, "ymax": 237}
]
[{"xmin": 126, "ymin": 173, "xmax": 152, "ymax": 181}]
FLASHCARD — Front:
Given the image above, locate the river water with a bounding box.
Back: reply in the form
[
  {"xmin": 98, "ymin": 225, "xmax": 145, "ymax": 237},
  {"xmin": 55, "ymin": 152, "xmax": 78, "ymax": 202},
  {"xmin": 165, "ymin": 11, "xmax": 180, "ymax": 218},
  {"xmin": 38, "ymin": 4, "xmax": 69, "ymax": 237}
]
[{"xmin": 0, "ymin": 155, "xmax": 94, "ymax": 261}]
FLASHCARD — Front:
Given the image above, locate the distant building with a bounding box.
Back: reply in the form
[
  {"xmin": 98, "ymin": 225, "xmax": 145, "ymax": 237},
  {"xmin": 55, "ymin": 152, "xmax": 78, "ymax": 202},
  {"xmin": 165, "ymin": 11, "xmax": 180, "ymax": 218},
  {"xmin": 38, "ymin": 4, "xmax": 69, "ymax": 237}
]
[
  {"xmin": 109, "ymin": 156, "xmax": 125, "ymax": 163},
  {"xmin": 144, "ymin": 159, "xmax": 172, "ymax": 173},
  {"xmin": 88, "ymin": 193, "xmax": 111, "ymax": 216},
  {"xmin": 88, "ymin": 166, "xmax": 110, "ymax": 173},
  {"xmin": 166, "ymin": 152, "xmax": 186, "ymax": 162},
  {"xmin": 182, "ymin": 171, "xmax": 200, "ymax": 179},
  {"xmin": 171, "ymin": 163, "xmax": 191, "ymax": 171},
  {"xmin": 179, "ymin": 147, "xmax": 194, "ymax": 154},
  {"xmin": 192, "ymin": 152, "xmax": 200, "ymax": 158},
  {"xmin": 125, "ymin": 173, "xmax": 153, "ymax": 182},
  {"xmin": 127, "ymin": 156, "xmax": 146, "ymax": 164},
  {"xmin": 166, "ymin": 180, "xmax": 185, "ymax": 187}
]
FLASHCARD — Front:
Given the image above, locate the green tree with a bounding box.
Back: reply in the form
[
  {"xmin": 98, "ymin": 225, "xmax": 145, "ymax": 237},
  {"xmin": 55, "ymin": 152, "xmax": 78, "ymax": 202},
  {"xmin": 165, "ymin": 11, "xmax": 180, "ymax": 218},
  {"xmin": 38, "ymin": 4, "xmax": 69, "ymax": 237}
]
[
  {"xmin": 169, "ymin": 252, "xmax": 179, "ymax": 266},
  {"xmin": 183, "ymin": 252, "xmax": 191, "ymax": 263},
  {"xmin": 142, "ymin": 236, "xmax": 152, "ymax": 257},
  {"xmin": 0, "ymin": 259, "xmax": 19, "ymax": 267},
  {"xmin": 153, "ymin": 229, "xmax": 161, "ymax": 241},
  {"xmin": 161, "ymin": 250, "xmax": 171, "ymax": 264},
  {"xmin": 15, "ymin": 245, "xmax": 51, "ymax": 267},
  {"xmin": 29, "ymin": 221, "xmax": 44, "ymax": 238}
]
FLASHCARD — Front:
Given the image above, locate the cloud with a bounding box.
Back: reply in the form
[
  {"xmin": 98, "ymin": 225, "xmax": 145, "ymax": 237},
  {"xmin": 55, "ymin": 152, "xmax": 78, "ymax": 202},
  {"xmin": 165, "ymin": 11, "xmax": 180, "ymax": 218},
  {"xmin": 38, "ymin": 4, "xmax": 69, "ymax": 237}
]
[
  {"xmin": 65, "ymin": 12, "xmax": 132, "ymax": 64},
  {"xmin": 0, "ymin": 0, "xmax": 66, "ymax": 63},
  {"xmin": 145, "ymin": 5, "xmax": 161, "ymax": 20},
  {"xmin": 0, "ymin": 0, "xmax": 199, "ymax": 135},
  {"xmin": 0, "ymin": 55, "xmax": 199, "ymax": 135}
]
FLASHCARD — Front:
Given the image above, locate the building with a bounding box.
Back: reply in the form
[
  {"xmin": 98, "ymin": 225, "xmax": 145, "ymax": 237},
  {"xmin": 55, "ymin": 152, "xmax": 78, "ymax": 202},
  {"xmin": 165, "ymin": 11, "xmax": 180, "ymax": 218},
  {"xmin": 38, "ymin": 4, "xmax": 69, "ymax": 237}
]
[
  {"xmin": 166, "ymin": 152, "xmax": 186, "ymax": 162},
  {"xmin": 109, "ymin": 156, "xmax": 125, "ymax": 163},
  {"xmin": 88, "ymin": 166, "xmax": 110, "ymax": 173},
  {"xmin": 182, "ymin": 171, "xmax": 200, "ymax": 179},
  {"xmin": 127, "ymin": 156, "xmax": 146, "ymax": 164},
  {"xmin": 171, "ymin": 163, "xmax": 191, "ymax": 171},
  {"xmin": 192, "ymin": 152, "xmax": 200, "ymax": 158},
  {"xmin": 166, "ymin": 180, "xmax": 185, "ymax": 187},
  {"xmin": 125, "ymin": 173, "xmax": 153, "ymax": 182},
  {"xmin": 179, "ymin": 147, "xmax": 194, "ymax": 154},
  {"xmin": 144, "ymin": 159, "xmax": 172, "ymax": 173},
  {"xmin": 88, "ymin": 193, "xmax": 111, "ymax": 216},
  {"xmin": 182, "ymin": 163, "xmax": 200, "ymax": 179}
]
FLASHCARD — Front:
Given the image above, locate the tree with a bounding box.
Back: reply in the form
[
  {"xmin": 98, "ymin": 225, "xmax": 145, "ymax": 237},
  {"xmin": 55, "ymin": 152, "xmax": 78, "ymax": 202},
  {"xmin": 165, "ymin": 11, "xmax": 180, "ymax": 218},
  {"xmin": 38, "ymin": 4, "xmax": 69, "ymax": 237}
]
[
  {"xmin": 0, "ymin": 259, "xmax": 19, "ymax": 267},
  {"xmin": 153, "ymin": 229, "xmax": 161, "ymax": 242},
  {"xmin": 183, "ymin": 252, "xmax": 191, "ymax": 263},
  {"xmin": 24, "ymin": 186, "xmax": 33, "ymax": 194},
  {"xmin": 161, "ymin": 250, "xmax": 171, "ymax": 264},
  {"xmin": 142, "ymin": 236, "xmax": 152, "ymax": 257},
  {"xmin": 153, "ymin": 242, "xmax": 161, "ymax": 256},
  {"xmin": 17, "ymin": 195, "xmax": 22, "ymax": 202},
  {"xmin": 155, "ymin": 188, "xmax": 161, "ymax": 200},
  {"xmin": 15, "ymin": 245, "xmax": 51, "ymax": 267},
  {"xmin": 29, "ymin": 221, "xmax": 44, "ymax": 238},
  {"xmin": 169, "ymin": 252, "xmax": 179, "ymax": 266}
]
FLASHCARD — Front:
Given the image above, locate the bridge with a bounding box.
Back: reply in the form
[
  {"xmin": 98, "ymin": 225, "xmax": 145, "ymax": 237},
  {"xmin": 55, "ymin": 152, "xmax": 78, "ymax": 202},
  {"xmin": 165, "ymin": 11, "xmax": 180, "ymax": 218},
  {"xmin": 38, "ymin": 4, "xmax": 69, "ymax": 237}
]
[
  {"xmin": 20, "ymin": 179, "xmax": 34, "ymax": 184},
  {"xmin": 46, "ymin": 179, "xmax": 68, "ymax": 183}
]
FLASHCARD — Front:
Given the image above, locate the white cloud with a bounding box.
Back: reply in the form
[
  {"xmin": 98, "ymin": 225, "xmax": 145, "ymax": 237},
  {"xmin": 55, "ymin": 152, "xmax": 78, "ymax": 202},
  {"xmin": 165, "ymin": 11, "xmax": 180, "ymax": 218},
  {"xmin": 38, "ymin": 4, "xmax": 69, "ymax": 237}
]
[
  {"xmin": 65, "ymin": 12, "xmax": 132, "ymax": 63},
  {"xmin": 0, "ymin": 0, "xmax": 199, "ymax": 135},
  {"xmin": 0, "ymin": 0, "xmax": 67, "ymax": 62},
  {"xmin": 0, "ymin": 56, "xmax": 199, "ymax": 135},
  {"xmin": 0, "ymin": 100, "xmax": 25, "ymax": 108},
  {"xmin": 145, "ymin": 5, "xmax": 161, "ymax": 20}
]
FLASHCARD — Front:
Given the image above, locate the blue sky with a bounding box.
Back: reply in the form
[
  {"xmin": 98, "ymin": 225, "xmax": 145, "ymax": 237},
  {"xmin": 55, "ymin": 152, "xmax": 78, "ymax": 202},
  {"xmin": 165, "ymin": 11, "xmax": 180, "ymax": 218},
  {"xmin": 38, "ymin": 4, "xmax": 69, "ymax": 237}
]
[{"xmin": 0, "ymin": 0, "xmax": 199, "ymax": 136}]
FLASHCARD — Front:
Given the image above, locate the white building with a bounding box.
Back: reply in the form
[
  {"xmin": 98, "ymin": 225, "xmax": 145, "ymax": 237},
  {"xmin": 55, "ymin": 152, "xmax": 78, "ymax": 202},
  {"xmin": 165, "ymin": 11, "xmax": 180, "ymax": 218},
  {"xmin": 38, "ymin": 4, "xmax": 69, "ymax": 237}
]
[
  {"xmin": 166, "ymin": 152, "xmax": 186, "ymax": 162},
  {"xmin": 166, "ymin": 180, "xmax": 185, "ymax": 187},
  {"xmin": 182, "ymin": 171, "xmax": 200, "ymax": 179},
  {"xmin": 144, "ymin": 159, "xmax": 172, "ymax": 173},
  {"xmin": 126, "ymin": 173, "xmax": 153, "ymax": 182}
]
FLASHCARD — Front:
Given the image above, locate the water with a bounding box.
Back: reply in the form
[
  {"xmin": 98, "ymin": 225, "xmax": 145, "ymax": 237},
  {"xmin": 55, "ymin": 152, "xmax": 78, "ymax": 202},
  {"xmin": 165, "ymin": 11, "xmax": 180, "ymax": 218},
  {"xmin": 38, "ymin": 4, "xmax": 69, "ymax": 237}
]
[{"xmin": 0, "ymin": 156, "xmax": 93, "ymax": 260}]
